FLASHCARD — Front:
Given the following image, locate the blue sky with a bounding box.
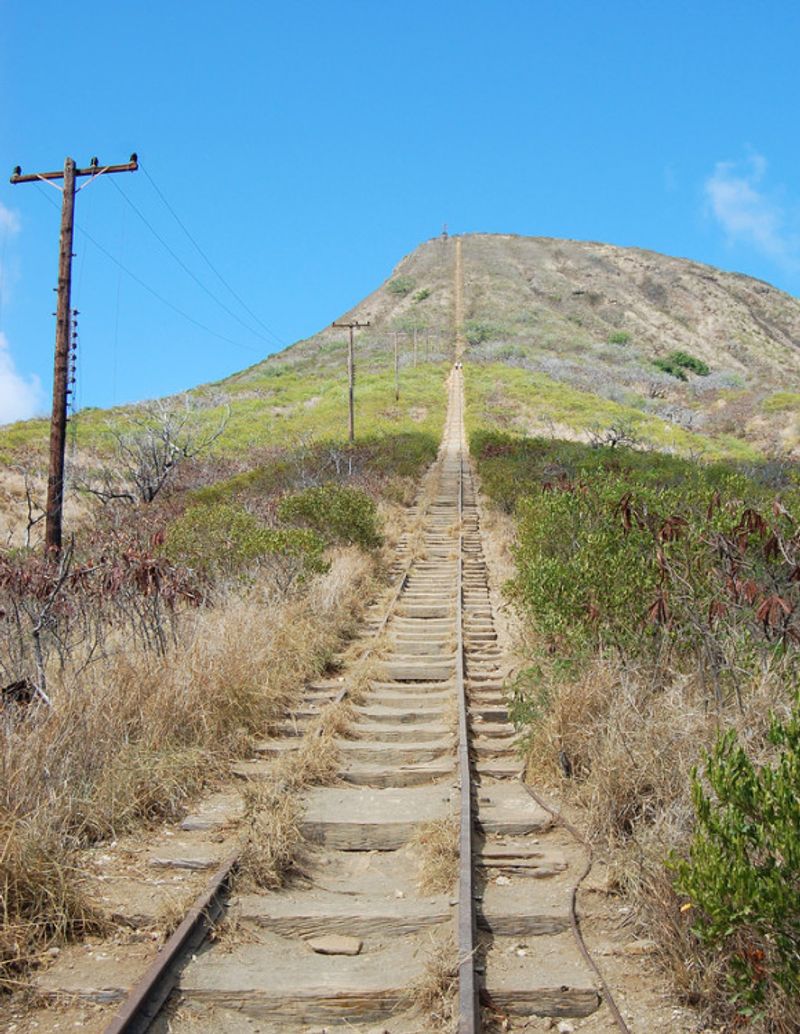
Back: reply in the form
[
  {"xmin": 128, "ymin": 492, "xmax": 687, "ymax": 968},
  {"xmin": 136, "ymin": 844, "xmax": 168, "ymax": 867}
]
[{"xmin": 3, "ymin": 0, "xmax": 800, "ymax": 423}]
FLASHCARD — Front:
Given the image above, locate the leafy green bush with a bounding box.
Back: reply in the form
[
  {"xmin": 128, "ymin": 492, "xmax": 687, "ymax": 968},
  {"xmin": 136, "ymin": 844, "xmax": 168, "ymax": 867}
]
[
  {"xmin": 654, "ymin": 350, "xmax": 710, "ymax": 380},
  {"xmin": 673, "ymin": 700, "xmax": 800, "ymax": 1016},
  {"xmin": 358, "ymin": 432, "xmax": 439, "ymax": 478},
  {"xmin": 387, "ymin": 276, "xmax": 415, "ymax": 296},
  {"xmin": 163, "ymin": 503, "xmax": 327, "ymax": 581},
  {"xmin": 278, "ymin": 484, "xmax": 382, "ymax": 548},
  {"xmin": 607, "ymin": 330, "xmax": 631, "ymax": 345},
  {"xmin": 463, "ymin": 320, "xmax": 504, "ymax": 345},
  {"xmin": 472, "ymin": 428, "xmax": 800, "ymax": 668},
  {"xmin": 413, "ymin": 288, "xmax": 431, "ymax": 303}
]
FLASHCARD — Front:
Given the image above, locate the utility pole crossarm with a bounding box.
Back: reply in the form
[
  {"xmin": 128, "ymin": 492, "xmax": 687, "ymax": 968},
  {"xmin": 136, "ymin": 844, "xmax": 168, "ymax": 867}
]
[
  {"xmin": 10, "ymin": 155, "xmax": 138, "ymax": 184},
  {"xmin": 10, "ymin": 153, "xmax": 138, "ymax": 554},
  {"xmin": 331, "ymin": 320, "xmax": 370, "ymax": 445}
]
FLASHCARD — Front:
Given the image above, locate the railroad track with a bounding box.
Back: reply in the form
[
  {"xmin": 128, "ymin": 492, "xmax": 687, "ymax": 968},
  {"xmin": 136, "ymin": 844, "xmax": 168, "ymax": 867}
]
[{"xmin": 103, "ymin": 370, "xmax": 605, "ymax": 1034}]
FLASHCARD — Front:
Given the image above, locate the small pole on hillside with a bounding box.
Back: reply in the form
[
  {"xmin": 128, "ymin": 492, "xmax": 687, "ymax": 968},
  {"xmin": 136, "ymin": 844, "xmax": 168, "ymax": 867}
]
[
  {"xmin": 10, "ymin": 153, "xmax": 138, "ymax": 555},
  {"xmin": 393, "ymin": 331, "xmax": 400, "ymax": 401},
  {"xmin": 332, "ymin": 319, "xmax": 370, "ymax": 444}
]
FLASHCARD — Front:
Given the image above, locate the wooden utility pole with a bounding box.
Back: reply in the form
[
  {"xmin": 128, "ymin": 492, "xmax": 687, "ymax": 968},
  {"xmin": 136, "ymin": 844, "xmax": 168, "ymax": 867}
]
[
  {"xmin": 331, "ymin": 319, "xmax": 370, "ymax": 443},
  {"xmin": 11, "ymin": 154, "xmax": 138, "ymax": 554},
  {"xmin": 393, "ymin": 331, "xmax": 400, "ymax": 401}
]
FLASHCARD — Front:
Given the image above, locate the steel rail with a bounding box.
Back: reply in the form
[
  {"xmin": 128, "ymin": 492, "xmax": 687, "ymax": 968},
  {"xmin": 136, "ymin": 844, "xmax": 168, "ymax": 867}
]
[
  {"xmin": 103, "ymin": 852, "xmax": 237, "ymax": 1034},
  {"xmin": 455, "ymin": 373, "xmax": 479, "ymax": 1033}
]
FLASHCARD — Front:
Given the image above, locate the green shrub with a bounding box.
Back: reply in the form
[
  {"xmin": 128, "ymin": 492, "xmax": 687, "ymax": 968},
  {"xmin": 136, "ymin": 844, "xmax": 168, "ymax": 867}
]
[
  {"xmin": 387, "ymin": 276, "xmax": 415, "ymax": 296},
  {"xmin": 278, "ymin": 484, "xmax": 382, "ymax": 549},
  {"xmin": 472, "ymin": 428, "xmax": 800, "ymax": 667},
  {"xmin": 673, "ymin": 700, "xmax": 800, "ymax": 1016},
  {"xmin": 463, "ymin": 320, "xmax": 504, "ymax": 345},
  {"xmin": 607, "ymin": 330, "xmax": 631, "ymax": 345},
  {"xmin": 413, "ymin": 288, "xmax": 431, "ymax": 303},
  {"xmin": 654, "ymin": 350, "xmax": 710, "ymax": 380},
  {"xmin": 358, "ymin": 432, "xmax": 439, "ymax": 479},
  {"xmin": 163, "ymin": 503, "xmax": 327, "ymax": 580},
  {"xmin": 762, "ymin": 392, "xmax": 800, "ymax": 414}
]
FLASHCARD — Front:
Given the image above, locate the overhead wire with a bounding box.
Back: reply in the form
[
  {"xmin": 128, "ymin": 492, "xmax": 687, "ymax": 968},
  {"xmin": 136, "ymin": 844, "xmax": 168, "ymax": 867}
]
[
  {"xmin": 33, "ymin": 182, "xmax": 261, "ymax": 355},
  {"xmin": 0, "ymin": 214, "xmax": 8, "ymax": 332},
  {"xmin": 109, "ymin": 176, "xmax": 279, "ymax": 348},
  {"xmin": 139, "ymin": 161, "xmax": 284, "ymax": 347},
  {"xmin": 74, "ymin": 169, "xmax": 95, "ymax": 309},
  {"xmin": 112, "ymin": 205, "xmax": 126, "ymax": 405}
]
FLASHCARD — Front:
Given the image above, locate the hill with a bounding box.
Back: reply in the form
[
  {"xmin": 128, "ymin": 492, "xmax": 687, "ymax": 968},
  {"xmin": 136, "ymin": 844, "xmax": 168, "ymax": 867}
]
[
  {"xmin": 5, "ymin": 232, "xmax": 800, "ymax": 473},
  {"xmin": 220, "ymin": 232, "xmax": 800, "ymax": 459}
]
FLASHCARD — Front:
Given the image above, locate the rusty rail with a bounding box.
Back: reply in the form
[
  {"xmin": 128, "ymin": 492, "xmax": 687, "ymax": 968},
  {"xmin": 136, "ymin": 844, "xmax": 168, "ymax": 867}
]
[
  {"xmin": 456, "ymin": 380, "xmax": 479, "ymax": 1033},
  {"xmin": 103, "ymin": 852, "xmax": 236, "ymax": 1034}
]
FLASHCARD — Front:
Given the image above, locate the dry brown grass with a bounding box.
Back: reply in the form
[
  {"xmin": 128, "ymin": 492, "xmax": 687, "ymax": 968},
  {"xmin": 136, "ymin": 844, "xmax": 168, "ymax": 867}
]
[
  {"xmin": 0, "ymin": 547, "xmax": 374, "ymax": 990},
  {"xmin": 406, "ymin": 933, "xmax": 458, "ymax": 1030},
  {"xmin": 238, "ymin": 782, "xmax": 303, "ymax": 891},
  {"xmin": 521, "ymin": 654, "xmax": 793, "ymax": 1021},
  {"xmin": 238, "ymin": 662, "xmax": 358, "ymax": 890},
  {"xmin": 411, "ymin": 817, "xmax": 459, "ymax": 894}
]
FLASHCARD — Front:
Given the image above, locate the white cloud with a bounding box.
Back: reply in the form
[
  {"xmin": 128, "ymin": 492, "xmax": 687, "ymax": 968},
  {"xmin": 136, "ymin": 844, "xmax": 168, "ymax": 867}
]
[
  {"xmin": 0, "ymin": 201, "xmax": 20, "ymax": 235},
  {"xmin": 0, "ymin": 332, "xmax": 44, "ymax": 425},
  {"xmin": 0, "ymin": 202, "xmax": 37, "ymax": 424},
  {"xmin": 704, "ymin": 153, "xmax": 798, "ymax": 269}
]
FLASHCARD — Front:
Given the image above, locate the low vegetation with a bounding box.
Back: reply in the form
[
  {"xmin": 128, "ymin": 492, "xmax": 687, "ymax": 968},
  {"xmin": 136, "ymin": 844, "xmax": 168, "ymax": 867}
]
[
  {"xmin": 411, "ymin": 817, "xmax": 459, "ymax": 894},
  {"xmin": 653, "ymin": 350, "xmax": 711, "ymax": 380},
  {"xmin": 472, "ymin": 428, "xmax": 800, "ymax": 1030},
  {"xmin": 0, "ymin": 374, "xmax": 443, "ymax": 991},
  {"xmin": 387, "ymin": 276, "xmax": 415, "ymax": 296},
  {"xmin": 464, "ymin": 363, "xmax": 757, "ymax": 461},
  {"xmin": 0, "ymin": 555, "xmax": 371, "ymax": 989},
  {"xmin": 278, "ymin": 483, "xmax": 382, "ymax": 549}
]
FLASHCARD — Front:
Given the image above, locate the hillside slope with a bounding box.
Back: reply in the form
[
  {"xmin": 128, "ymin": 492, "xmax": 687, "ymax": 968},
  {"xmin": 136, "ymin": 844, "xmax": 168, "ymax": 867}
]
[
  {"xmin": 5, "ymin": 233, "xmax": 800, "ymax": 462},
  {"xmin": 229, "ymin": 233, "xmax": 800, "ymax": 457}
]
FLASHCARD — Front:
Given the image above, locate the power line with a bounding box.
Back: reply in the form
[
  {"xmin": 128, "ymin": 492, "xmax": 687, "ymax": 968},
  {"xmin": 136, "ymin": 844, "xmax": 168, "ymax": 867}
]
[
  {"xmin": 140, "ymin": 162, "xmax": 284, "ymax": 347},
  {"xmin": 34, "ymin": 183, "xmax": 261, "ymax": 355},
  {"xmin": 109, "ymin": 176, "xmax": 276, "ymax": 347}
]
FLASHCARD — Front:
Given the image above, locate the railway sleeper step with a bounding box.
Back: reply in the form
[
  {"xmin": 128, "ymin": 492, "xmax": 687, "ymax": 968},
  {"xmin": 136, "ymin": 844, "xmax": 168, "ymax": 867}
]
[
  {"xmin": 479, "ymin": 838, "xmax": 568, "ymax": 864},
  {"xmin": 482, "ymin": 933, "xmax": 601, "ymax": 1018},
  {"xmin": 234, "ymin": 890, "xmax": 452, "ymax": 938},
  {"xmin": 178, "ymin": 935, "xmax": 424, "ymax": 1025},
  {"xmin": 475, "ymin": 759, "xmax": 526, "ymax": 780},
  {"xmin": 355, "ymin": 704, "xmax": 448, "ymax": 724},
  {"xmin": 473, "ymin": 737, "xmax": 520, "ymax": 758},
  {"xmin": 396, "ymin": 605, "xmax": 452, "ymax": 619},
  {"xmin": 348, "ymin": 720, "xmax": 452, "ymax": 741},
  {"xmin": 340, "ymin": 760, "xmax": 456, "ymax": 787},
  {"xmin": 254, "ymin": 739, "xmax": 454, "ymax": 766},
  {"xmin": 380, "ymin": 661, "xmax": 455, "ymax": 681},
  {"xmin": 386, "ymin": 641, "xmax": 454, "ymax": 656},
  {"xmin": 301, "ymin": 785, "xmax": 453, "ymax": 850},
  {"xmin": 469, "ymin": 707, "xmax": 509, "ymax": 722}
]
